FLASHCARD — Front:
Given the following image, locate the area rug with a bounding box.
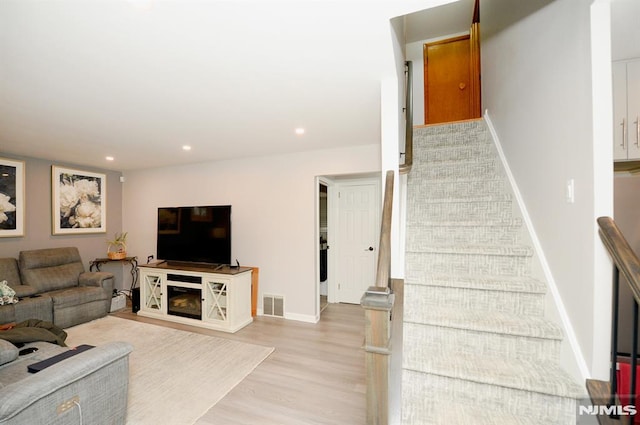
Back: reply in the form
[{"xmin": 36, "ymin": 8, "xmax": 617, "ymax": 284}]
[{"xmin": 65, "ymin": 316, "xmax": 274, "ymax": 425}]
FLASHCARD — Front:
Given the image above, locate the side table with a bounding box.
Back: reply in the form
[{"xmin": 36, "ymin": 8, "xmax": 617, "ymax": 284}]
[{"xmin": 90, "ymin": 256, "xmax": 139, "ymax": 297}]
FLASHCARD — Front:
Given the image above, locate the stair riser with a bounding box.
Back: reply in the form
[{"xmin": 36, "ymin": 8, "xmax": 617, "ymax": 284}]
[
  {"xmin": 403, "ymin": 323, "xmax": 560, "ymax": 364},
  {"xmin": 407, "ymin": 201, "xmax": 514, "ymax": 222},
  {"xmin": 413, "ymin": 145, "xmax": 495, "ymax": 163},
  {"xmin": 410, "ymin": 161, "xmax": 501, "ymax": 181},
  {"xmin": 408, "ymin": 179, "xmax": 507, "ymax": 199},
  {"xmin": 404, "ymin": 284, "xmax": 545, "ymax": 316},
  {"xmin": 406, "ymin": 225, "xmax": 521, "ymax": 247},
  {"xmin": 414, "ymin": 131, "xmax": 490, "ymax": 150},
  {"xmin": 413, "ymin": 127, "xmax": 492, "ymax": 143},
  {"xmin": 406, "ymin": 252, "xmax": 532, "ymax": 277},
  {"xmin": 402, "ymin": 370, "xmax": 577, "ymax": 425}
]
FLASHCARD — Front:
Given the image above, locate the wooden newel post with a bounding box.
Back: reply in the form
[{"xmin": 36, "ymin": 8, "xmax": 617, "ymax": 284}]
[{"xmin": 361, "ymin": 286, "xmax": 394, "ymax": 425}]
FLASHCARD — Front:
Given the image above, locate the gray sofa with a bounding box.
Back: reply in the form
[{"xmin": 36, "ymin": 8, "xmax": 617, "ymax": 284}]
[
  {"xmin": 0, "ymin": 247, "xmax": 114, "ymax": 328},
  {"xmin": 0, "ymin": 338, "xmax": 132, "ymax": 425}
]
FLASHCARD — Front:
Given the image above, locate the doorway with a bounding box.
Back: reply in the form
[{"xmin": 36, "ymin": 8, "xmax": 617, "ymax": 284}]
[
  {"xmin": 316, "ymin": 174, "xmax": 381, "ymax": 314},
  {"xmin": 318, "ymin": 181, "xmax": 329, "ymax": 313}
]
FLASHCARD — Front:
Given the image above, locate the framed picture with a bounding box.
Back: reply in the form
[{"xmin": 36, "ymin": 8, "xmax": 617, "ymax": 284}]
[
  {"xmin": 0, "ymin": 158, "xmax": 25, "ymax": 237},
  {"xmin": 52, "ymin": 166, "xmax": 106, "ymax": 235}
]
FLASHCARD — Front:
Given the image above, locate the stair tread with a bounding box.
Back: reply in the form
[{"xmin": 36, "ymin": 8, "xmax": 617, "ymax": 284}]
[
  {"xmin": 406, "ymin": 244, "xmax": 534, "ymax": 256},
  {"xmin": 407, "ymin": 193, "xmax": 512, "ymax": 203},
  {"xmin": 414, "ymin": 142, "xmax": 493, "ymax": 152},
  {"xmin": 409, "ymin": 174, "xmax": 504, "ymax": 182},
  {"xmin": 404, "ymin": 305, "xmax": 563, "ymax": 340},
  {"xmin": 405, "ymin": 352, "xmax": 586, "ymax": 399},
  {"xmin": 406, "ymin": 218, "xmax": 522, "ymax": 227},
  {"xmin": 409, "ymin": 175, "xmax": 502, "ymax": 183},
  {"xmin": 423, "ymin": 400, "xmax": 543, "ymax": 425},
  {"xmin": 413, "ymin": 152, "xmax": 496, "ymax": 161},
  {"xmin": 405, "ymin": 275, "xmax": 547, "ymax": 294},
  {"xmin": 411, "ymin": 157, "xmax": 496, "ymax": 166}
]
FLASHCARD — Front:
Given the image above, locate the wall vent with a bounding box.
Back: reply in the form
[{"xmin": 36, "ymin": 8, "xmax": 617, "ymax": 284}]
[{"xmin": 263, "ymin": 294, "xmax": 284, "ymax": 318}]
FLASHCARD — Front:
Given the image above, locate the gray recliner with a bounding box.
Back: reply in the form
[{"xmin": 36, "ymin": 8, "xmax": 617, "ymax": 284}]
[{"xmin": 0, "ymin": 247, "xmax": 113, "ymax": 328}]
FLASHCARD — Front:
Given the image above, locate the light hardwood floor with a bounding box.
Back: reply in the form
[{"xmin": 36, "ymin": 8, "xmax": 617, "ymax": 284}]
[{"xmin": 113, "ymin": 302, "xmax": 366, "ymax": 425}]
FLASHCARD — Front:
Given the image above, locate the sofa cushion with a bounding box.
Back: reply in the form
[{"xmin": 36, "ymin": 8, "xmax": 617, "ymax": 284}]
[
  {"xmin": 14, "ymin": 296, "xmax": 53, "ymax": 324},
  {"xmin": 0, "ymin": 341, "xmax": 67, "ymax": 387},
  {"xmin": 48, "ymin": 286, "xmax": 110, "ymax": 309},
  {"xmin": 0, "ymin": 340, "xmax": 18, "ymax": 366},
  {"xmin": 0, "ymin": 258, "xmax": 21, "ymax": 288},
  {"xmin": 19, "ymin": 247, "xmax": 85, "ymax": 293}
]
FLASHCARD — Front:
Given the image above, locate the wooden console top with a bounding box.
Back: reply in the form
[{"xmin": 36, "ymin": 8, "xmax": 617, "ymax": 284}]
[{"xmin": 139, "ymin": 261, "xmax": 252, "ymax": 275}]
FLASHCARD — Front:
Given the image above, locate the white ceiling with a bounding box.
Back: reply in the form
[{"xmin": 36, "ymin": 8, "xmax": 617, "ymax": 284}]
[{"xmin": 0, "ymin": 0, "xmax": 473, "ymax": 171}]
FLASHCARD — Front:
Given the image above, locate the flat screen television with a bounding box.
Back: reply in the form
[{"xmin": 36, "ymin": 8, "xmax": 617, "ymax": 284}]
[{"xmin": 156, "ymin": 205, "xmax": 231, "ymax": 266}]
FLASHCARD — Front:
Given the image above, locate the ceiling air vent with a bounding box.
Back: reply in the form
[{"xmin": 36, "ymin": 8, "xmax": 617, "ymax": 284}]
[{"xmin": 263, "ymin": 294, "xmax": 284, "ymax": 318}]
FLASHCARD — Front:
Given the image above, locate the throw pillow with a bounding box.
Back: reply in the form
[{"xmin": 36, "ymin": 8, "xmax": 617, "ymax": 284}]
[
  {"xmin": 0, "ymin": 339, "xmax": 18, "ymax": 366},
  {"xmin": 0, "ymin": 280, "xmax": 18, "ymax": 305}
]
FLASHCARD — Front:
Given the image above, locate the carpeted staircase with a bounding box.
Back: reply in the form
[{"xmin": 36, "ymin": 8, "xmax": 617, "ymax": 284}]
[{"xmin": 401, "ymin": 119, "xmax": 585, "ymax": 424}]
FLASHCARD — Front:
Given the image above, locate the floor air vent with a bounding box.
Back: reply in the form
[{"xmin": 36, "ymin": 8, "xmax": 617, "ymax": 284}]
[{"xmin": 263, "ymin": 294, "xmax": 284, "ymax": 317}]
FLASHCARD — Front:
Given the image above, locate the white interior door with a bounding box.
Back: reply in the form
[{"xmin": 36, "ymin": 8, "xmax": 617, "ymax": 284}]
[{"xmin": 335, "ymin": 179, "xmax": 380, "ymax": 304}]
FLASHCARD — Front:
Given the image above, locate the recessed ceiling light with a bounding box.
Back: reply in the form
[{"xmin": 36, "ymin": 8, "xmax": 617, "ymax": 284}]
[
  {"xmin": 295, "ymin": 128, "xmax": 305, "ymax": 135},
  {"xmin": 182, "ymin": 145, "xmax": 192, "ymax": 151},
  {"xmin": 106, "ymin": 156, "xmax": 114, "ymax": 161}
]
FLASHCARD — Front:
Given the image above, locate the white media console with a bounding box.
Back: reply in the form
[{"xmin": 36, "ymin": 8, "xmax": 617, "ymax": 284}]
[{"xmin": 137, "ymin": 262, "xmax": 253, "ymax": 333}]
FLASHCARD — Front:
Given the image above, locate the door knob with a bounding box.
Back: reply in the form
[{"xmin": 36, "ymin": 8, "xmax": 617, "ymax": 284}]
[
  {"xmin": 366, "ymin": 247, "xmax": 374, "ymax": 251},
  {"xmin": 459, "ymin": 83, "xmax": 466, "ymax": 90}
]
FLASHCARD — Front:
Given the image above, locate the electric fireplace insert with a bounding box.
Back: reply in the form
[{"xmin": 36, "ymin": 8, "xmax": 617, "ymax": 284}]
[{"xmin": 167, "ymin": 285, "xmax": 202, "ymax": 320}]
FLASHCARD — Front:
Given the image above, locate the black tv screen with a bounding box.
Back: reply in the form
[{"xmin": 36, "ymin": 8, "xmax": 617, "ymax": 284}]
[{"xmin": 156, "ymin": 205, "xmax": 231, "ymax": 266}]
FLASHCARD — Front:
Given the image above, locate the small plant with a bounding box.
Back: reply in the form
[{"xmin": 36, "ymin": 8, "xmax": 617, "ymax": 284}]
[{"xmin": 107, "ymin": 232, "xmax": 128, "ymax": 259}]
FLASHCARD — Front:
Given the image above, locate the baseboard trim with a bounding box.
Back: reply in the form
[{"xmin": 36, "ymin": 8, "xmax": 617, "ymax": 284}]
[
  {"xmin": 257, "ymin": 308, "xmax": 319, "ymax": 324},
  {"xmin": 284, "ymin": 312, "xmax": 319, "ymax": 324}
]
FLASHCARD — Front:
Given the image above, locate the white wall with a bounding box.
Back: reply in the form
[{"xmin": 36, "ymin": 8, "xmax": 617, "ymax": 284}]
[
  {"xmin": 123, "ymin": 144, "xmax": 380, "ymax": 322},
  {"xmin": 481, "ymin": 0, "xmax": 613, "ymax": 379},
  {"xmin": 612, "ymin": 0, "xmax": 640, "ymax": 61}
]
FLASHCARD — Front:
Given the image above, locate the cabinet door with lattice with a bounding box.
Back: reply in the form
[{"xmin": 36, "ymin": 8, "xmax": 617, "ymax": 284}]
[
  {"xmin": 141, "ymin": 271, "xmax": 165, "ymax": 313},
  {"xmin": 203, "ymin": 278, "xmax": 229, "ymax": 323}
]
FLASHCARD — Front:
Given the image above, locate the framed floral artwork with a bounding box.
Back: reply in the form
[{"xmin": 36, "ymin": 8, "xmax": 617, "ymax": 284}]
[
  {"xmin": 0, "ymin": 158, "xmax": 25, "ymax": 237},
  {"xmin": 52, "ymin": 166, "xmax": 106, "ymax": 235}
]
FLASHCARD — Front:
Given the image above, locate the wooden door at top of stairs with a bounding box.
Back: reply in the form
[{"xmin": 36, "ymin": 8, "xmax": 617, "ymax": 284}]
[{"xmin": 424, "ymin": 34, "xmax": 481, "ymax": 124}]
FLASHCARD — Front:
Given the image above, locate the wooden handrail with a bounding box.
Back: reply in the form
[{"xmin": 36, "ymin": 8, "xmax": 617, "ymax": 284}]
[
  {"xmin": 595, "ymin": 216, "xmax": 640, "ymax": 421},
  {"xmin": 361, "ymin": 169, "xmax": 395, "ymax": 425},
  {"xmin": 374, "ymin": 170, "xmax": 394, "ymax": 289},
  {"xmin": 597, "ymin": 216, "xmax": 640, "ymax": 304},
  {"xmin": 400, "ymin": 61, "xmax": 413, "ymax": 175}
]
